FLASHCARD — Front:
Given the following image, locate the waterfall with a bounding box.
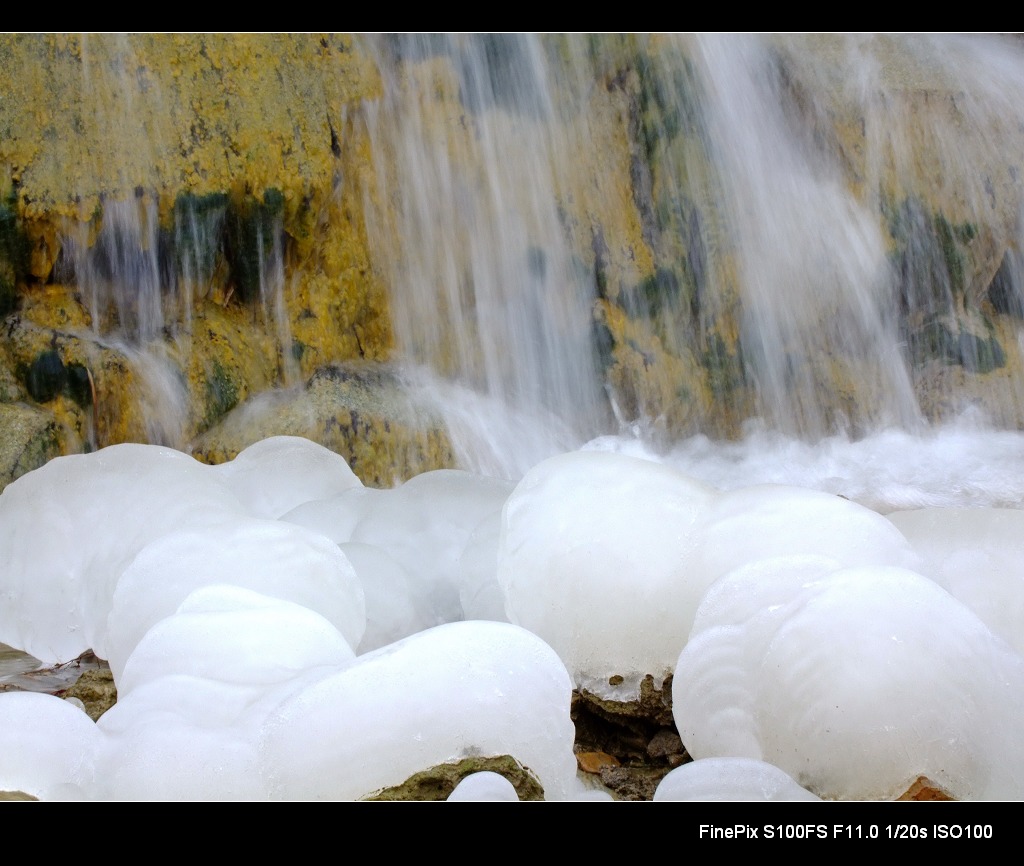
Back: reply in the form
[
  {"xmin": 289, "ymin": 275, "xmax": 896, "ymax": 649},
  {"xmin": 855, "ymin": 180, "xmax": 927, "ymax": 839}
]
[
  {"xmin": 356, "ymin": 33, "xmax": 1024, "ymax": 464},
  {"xmin": 358, "ymin": 35, "xmax": 611, "ymax": 474},
  {"xmin": 28, "ymin": 35, "xmax": 296, "ymax": 450},
  {"xmin": 5, "ymin": 33, "xmax": 1024, "ymax": 480}
]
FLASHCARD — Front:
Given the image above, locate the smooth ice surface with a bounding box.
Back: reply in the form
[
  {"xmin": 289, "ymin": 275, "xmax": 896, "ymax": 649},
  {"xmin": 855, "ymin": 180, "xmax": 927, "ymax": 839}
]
[
  {"xmin": 210, "ymin": 435, "xmax": 363, "ymax": 519},
  {"xmin": 0, "ymin": 691, "xmax": 101, "ymax": 799},
  {"xmin": 93, "ymin": 675, "xmax": 276, "ymax": 801},
  {"xmin": 675, "ymin": 563, "xmax": 1024, "ymax": 800},
  {"xmin": 259, "ymin": 620, "xmax": 578, "ymax": 801},
  {"xmin": 686, "ymin": 484, "xmax": 921, "ymax": 637},
  {"xmin": 347, "ymin": 469, "xmax": 514, "ymax": 627},
  {"xmin": 888, "ymin": 507, "xmax": 1024, "ymax": 654},
  {"xmin": 105, "ymin": 516, "xmax": 365, "ymax": 681},
  {"xmin": 498, "ymin": 450, "xmax": 714, "ymax": 695},
  {"xmin": 117, "ymin": 585, "xmax": 357, "ymax": 695},
  {"xmin": 447, "ymin": 770, "xmax": 520, "ymax": 801},
  {"xmin": 280, "ymin": 486, "xmax": 384, "ymax": 543},
  {"xmin": 94, "ymin": 587, "xmax": 361, "ymax": 800},
  {"xmin": 0, "ymin": 444, "xmax": 243, "ymax": 661},
  {"xmin": 338, "ymin": 542, "xmax": 435, "ymax": 653},
  {"xmin": 458, "ymin": 511, "xmax": 508, "ymax": 622},
  {"xmin": 653, "ymin": 757, "xmax": 821, "ymax": 802}
]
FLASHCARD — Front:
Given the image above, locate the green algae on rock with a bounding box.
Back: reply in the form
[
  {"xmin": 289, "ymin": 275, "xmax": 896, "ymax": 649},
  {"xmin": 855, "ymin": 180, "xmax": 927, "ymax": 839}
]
[{"xmin": 362, "ymin": 754, "xmax": 544, "ymax": 801}]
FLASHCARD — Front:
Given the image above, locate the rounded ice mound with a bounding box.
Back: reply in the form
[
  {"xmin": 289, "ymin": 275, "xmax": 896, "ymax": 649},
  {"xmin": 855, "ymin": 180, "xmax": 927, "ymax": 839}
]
[
  {"xmin": 105, "ymin": 515, "xmax": 366, "ymax": 681},
  {"xmin": 94, "ymin": 676, "xmax": 273, "ymax": 801},
  {"xmin": 95, "ymin": 586, "xmax": 359, "ymax": 801},
  {"xmin": 447, "ymin": 771, "xmax": 520, "ymax": 801},
  {"xmin": 888, "ymin": 507, "xmax": 1024, "ymax": 655},
  {"xmin": 653, "ymin": 757, "xmax": 821, "ymax": 802},
  {"xmin": 0, "ymin": 691, "xmax": 101, "ymax": 800},
  {"xmin": 259, "ymin": 620, "xmax": 578, "ymax": 801},
  {"xmin": 497, "ymin": 450, "xmax": 715, "ymax": 695},
  {"xmin": 339, "ymin": 542, "xmax": 435, "ymax": 653},
  {"xmin": 690, "ymin": 484, "xmax": 920, "ymax": 618},
  {"xmin": 347, "ymin": 469, "xmax": 514, "ymax": 627},
  {"xmin": 211, "ymin": 435, "xmax": 362, "ymax": 519},
  {"xmin": 0, "ymin": 444, "xmax": 242, "ymax": 662},
  {"xmin": 674, "ymin": 562, "xmax": 1024, "ymax": 800},
  {"xmin": 116, "ymin": 584, "xmax": 357, "ymax": 696},
  {"xmin": 458, "ymin": 511, "xmax": 507, "ymax": 622},
  {"xmin": 281, "ymin": 486, "xmax": 384, "ymax": 543}
]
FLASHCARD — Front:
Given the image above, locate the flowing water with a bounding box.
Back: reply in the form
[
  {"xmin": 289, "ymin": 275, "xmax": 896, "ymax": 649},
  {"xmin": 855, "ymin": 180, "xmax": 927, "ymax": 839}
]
[
  {"xmin": 6, "ymin": 33, "xmax": 1024, "ymax": 483},
  {"xmin": 356, "ymin": 34, "xmax": 1024, "ymax": 474},
  {"xmin": 359, "ymin": 35, "xmax": 611, "ymax": 470}
]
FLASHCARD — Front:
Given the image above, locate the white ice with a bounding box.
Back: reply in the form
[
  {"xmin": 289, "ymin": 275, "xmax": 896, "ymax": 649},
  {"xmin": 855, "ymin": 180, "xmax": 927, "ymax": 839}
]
[{"xmin": 2, "ymin": 429, "xmax": 1024, "ymax": 801}]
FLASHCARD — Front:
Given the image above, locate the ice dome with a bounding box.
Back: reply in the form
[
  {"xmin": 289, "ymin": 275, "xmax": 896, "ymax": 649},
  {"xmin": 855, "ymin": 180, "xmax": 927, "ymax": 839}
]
[
  {"xmin": 259, "ymin": 620, "xmax": 580, "ymax": 801},
  {"xmin": 0, "ymin": 444, "xmax": 244, "ymax": 662},
  {"xmin": 497, "ymin": 450, "xmax": 714, "ymax": 695},
  {"xmin": 104, "ymin": 516, "xmax": 365, "ymax": 681},
  {"xmin": 673, "ymin": 559, "xmax": 1024, "ymax": 800},
  {"xmin": 653, "ymin": 757, "xmax": 821, "ymax": 802}
]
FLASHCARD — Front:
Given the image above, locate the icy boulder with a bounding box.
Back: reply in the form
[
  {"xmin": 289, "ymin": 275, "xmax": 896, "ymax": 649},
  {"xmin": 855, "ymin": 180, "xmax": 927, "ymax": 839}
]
[
  {"xmin": 0, "ymin": 444, "xmax": 243, "ymax": 662},
  {"xmin": 498, "ymin": 450, "xmax": 925, "ymax": 699},
  {"xmin": 94, "ymin": 585, "xmax": 358, "ymax": 801},
  {"xmin": 888, "ymin": 507, "xmax": 1024, "ymax": 655},
  {"xmin": 338, "ymin": 542, "xmax": 435, "ymax": 654},
  {"xmin": 497, "ymin": 450, "xmax": 715, "ymax": 696},
  {"xmin": 447, "ymin": 771, "xmax": 521, "ymax": 801},
  {"xmin": 674, "ymin": 559, "xmax": 1024, "ymax": 800},
  {"xmin": 653, "ymin": 757, "xmax": 821, "ymax": 802},
  {"xmin": 258, "ymin": 620, "xmax": 579, "ymax": 801},
  {"xmin": 105, "ymin": 516, "xmax": 365, "ymax": 681},
  {"xmin": 0, "ymin": 691, "xmax": 101, "ymax": 800},
  {"xmin": 691, "ymin": 484, "xmax": 921, "ymax": 600},
  {"xmin": 346, "ymin": 469, "xmax": 514, "ymax": 626},
  {"xmin": 210, "ymin": 435, "xmax": 362, "ymax": 519}
]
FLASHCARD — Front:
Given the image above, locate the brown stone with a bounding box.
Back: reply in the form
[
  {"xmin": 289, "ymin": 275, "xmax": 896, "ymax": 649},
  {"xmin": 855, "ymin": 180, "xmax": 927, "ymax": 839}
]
[
  {"xmin": 576, "ymin": 750, "xmax": 620, "ymax": 774},
  {"xmin": 63, "ymin": 667, "xmax": 117, "ymax": 722},
  {"xmin": 896, "ymin": 776, "xmax": 956, "ymax": 801}
]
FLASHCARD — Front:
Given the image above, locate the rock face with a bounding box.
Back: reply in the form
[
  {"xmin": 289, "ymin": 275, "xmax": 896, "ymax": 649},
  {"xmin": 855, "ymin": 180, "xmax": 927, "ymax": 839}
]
[
  {"xmin": 61, "ymin": 667, "xmax": 117, "ymax": 723},
  {"xmin": 0, "ymin": 402, "xmax": 60, "ymax": 489},
  {"xmin": 3, "ymin": 34, "xmax": 1024, "ymax": 491},
  {"xmin": 0, "ymin": 34, "xmax": 399, "ymax": 487},
  {"xmin": 191, "ymin": 363, "xmax": 456, "ymax": 488}
]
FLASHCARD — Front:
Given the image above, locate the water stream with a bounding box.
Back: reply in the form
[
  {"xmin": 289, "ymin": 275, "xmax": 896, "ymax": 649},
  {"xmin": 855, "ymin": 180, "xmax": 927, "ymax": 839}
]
[{"xmin": 356, "ymin": 34, "xmax": 1024, "ymax": 474}]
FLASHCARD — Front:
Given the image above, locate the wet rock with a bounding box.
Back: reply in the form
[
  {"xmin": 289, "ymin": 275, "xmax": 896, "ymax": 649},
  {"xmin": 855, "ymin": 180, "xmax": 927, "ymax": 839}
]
[
  {"xmin": 646, "ymin": 728, "xmax": 685, "ymax": 764},
  {"xmin": 897, "ymin": 776, "xmax": 956, "ymax": 801},
  {"xmin": 61, "ymin": 666, "xmax": 116, "ymax": 722},
  {"xmin": 0, "ymin": 402, "xmax": 61, "ymax": 494},
  {"xmin": 191, "ymin": 362, "xmax": 456, "ymax": 487},
  {"xmin": 576, "ymin": 750, "xmax": 620, "ymax": 774},
  {"xmin": 571, "ymin": 673, "xmax": 689, "ymax": 801},
  {"xmin": 24, "ymin": 350, "xmax": 66, "ymax": 402},
  {"xmin": 0, "ymin": 789, "xmax": 38, "ymax": 801},
  {"xmin": 362, "ymin": 754, "xmax": 544, "ymax": 801},
  {"xmin": 598, "ymin": 765, "xmax": 671, "ymax": 801}
]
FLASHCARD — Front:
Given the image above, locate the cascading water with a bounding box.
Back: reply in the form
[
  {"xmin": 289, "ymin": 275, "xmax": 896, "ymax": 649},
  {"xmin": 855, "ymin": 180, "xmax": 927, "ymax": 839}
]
[
  {"xmin": 356, "ymin": 33, "xmax": 1024, "ymax": 469},
  {"xmin": 4, "ymin": 33, "xmax": 1024, "ymax": 484},
  {"xmin": 691, "ymin": 34, "xmax": 923, "ymax": 436},
  {"xmin": 358, "ymin": 35, "xmax": 611, "ymax": 475},
  {"xmin": 24, "ymin": 35, "xmax": 298, "ymax": 452}
]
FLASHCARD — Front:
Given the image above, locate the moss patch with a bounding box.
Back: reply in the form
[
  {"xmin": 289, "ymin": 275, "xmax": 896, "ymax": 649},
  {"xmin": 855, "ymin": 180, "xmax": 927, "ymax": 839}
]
[{"xmin": 362, "ymin": 754, "xmax": 544, "ymax": 801}]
